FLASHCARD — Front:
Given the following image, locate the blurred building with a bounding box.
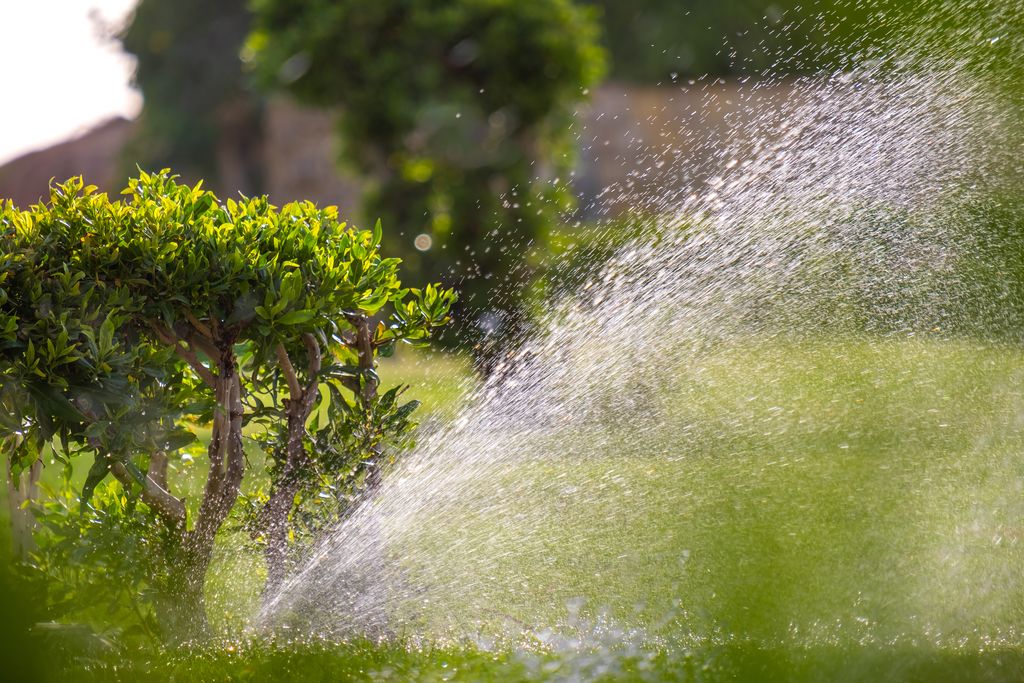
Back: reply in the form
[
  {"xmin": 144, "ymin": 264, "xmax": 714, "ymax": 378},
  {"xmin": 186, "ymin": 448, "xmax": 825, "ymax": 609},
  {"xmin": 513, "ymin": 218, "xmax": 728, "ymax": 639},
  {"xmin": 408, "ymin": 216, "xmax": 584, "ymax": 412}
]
[{"xmin": 0, "ymin": 118, "xmax": 135, "ymax": 207}]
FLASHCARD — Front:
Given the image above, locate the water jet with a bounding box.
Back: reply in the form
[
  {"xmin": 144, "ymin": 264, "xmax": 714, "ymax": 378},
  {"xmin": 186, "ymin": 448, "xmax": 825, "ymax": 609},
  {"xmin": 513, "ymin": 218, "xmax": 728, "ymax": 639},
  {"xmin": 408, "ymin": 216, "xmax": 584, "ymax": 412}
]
[{"xmin": 264, "ymin": 1, "xmax": 1024, "ymax": 677}]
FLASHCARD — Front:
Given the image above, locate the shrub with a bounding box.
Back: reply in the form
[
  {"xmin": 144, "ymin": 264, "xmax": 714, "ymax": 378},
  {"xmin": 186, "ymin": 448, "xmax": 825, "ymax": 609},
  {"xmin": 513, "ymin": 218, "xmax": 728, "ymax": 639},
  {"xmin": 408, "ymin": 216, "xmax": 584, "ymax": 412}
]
[{"xmin": 0, "ymin": 172, "xmax": 455, "ymax": 641}]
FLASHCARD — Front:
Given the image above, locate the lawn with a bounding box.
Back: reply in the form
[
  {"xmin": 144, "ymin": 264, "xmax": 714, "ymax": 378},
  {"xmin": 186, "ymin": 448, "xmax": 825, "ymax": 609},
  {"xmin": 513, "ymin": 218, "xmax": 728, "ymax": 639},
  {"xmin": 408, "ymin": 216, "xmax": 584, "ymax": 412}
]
[
  {"xmin": 9, "ymin": 336, "xmax": 1024, "ymax": 681},
  {"xmin": 384, "ymin": 337, "xmax": 1024, "ymax": 643}
]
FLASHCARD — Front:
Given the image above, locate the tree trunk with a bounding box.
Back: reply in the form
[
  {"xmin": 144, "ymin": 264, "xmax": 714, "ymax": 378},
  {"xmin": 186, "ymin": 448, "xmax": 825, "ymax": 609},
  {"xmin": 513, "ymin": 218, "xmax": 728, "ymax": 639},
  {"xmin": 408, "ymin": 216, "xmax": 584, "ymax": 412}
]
[
  {"xmin": 261, "ymin": 406, "xmax": 309, "ymax": 598},
  {"xmin": 262, "ymin": 337, "xmax": 322, "ymax": 598},
  {"xmin": 157, "ymin": 557, "xmax": 211, "ymax": 643},
  {"xmin": 136, "ymin": 322, "xmax": 244, "ymax": 642},
  {"xmin": 261, "ymin": 488, "xmax": 292, "ymax": 597},
  {"xmin": 170, "ymin": 350, "xmax": 245, "ymax": 641},
  {"xmin": 6, "ymin": 458, "xmax": 40, "ymax": 559}
]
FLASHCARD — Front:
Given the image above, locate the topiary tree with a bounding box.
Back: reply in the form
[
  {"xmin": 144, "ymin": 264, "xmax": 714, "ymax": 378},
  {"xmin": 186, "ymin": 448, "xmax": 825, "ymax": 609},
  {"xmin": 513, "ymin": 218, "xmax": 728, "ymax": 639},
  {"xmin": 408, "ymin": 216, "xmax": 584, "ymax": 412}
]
[
  {"xmin": 0, "ymin": 172, "xmax": 455, "ymax": 640},
  {"xmin": 245, "ymin": 0, "xmax": 605, "ymax": 362}
]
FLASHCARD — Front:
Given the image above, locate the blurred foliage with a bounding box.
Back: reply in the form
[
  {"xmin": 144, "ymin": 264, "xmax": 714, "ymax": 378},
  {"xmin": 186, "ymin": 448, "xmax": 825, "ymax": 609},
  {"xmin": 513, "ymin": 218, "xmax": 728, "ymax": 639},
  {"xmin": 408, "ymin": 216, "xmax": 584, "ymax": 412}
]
[
  {"xmin": 119, "ymin": 0, "xmax": 264, "ymax": 193},
  {"xmin": 582, "ymin": 0, "xmax": 874, "ymax": 82},
  {"xmin": 246, "ymin": 0, "xmax": 605, "ymax": 358},
  {"xmin": 1, "ymin": 172, "xmax": 454, "ymax": 640},
  {"xmin": 119, "ymin": 0, "xmax": 1024, "ymax": 359},
  {"xmin": 24, "ymin": 476, "xmax": 174, "ymax": 644},
  {"xmin": 586, "ymin": 0, "xmax": 1024, "ymax": 84}
]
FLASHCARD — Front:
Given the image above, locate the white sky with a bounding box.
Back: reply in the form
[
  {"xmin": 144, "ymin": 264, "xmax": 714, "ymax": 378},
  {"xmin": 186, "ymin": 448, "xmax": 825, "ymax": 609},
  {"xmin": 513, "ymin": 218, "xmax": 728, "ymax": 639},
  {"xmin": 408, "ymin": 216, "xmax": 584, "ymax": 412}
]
[{"xmin": 0, "ymin": 0, "xmax": 140, "ymax": 165}]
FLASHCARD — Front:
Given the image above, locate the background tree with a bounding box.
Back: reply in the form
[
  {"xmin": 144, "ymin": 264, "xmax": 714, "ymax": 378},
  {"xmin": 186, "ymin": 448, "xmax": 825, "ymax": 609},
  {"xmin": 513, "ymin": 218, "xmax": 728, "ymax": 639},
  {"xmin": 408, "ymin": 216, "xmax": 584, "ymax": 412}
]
[
  {"xmin": 116, "ymin": 0, "xmax": 894, "ymax": 366},
  {"xmin": 246, "ymin": 0, "xmax": 605, "ymax": 363},
  {"xmin": 582, "ymin": 0, "xmax": 880, "ymax": 82},
  {"xmin": 1, "ymin": 172, "xmax": 455, "ymax": 640},
  {"xmin": 119, "ymin": 0, "xmax": 265, "ymax": 195}
]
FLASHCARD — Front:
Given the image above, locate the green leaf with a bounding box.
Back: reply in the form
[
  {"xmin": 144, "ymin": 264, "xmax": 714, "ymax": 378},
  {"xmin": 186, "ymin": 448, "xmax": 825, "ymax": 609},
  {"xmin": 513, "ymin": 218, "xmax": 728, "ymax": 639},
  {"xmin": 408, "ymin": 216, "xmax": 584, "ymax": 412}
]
[
  {"xmin": 58, "ymin": 429, "xmax": 71, "ymax": 458},
  {"xmin": 277, "ymin": 309, "xmax": 316, "ymax": 325},
  {"xmin": 372, "ymin": 218, "xmax": 383, "ymax": 247},
  {"xmin": 280, "ymin": 270, "xmax": 303, "ymax": 303},
  {"xmin": 26, "ymin": 381, "xmax": 86, "ymax": 425},
  {"xmin": 81, "ymin": 454, "xmax": 111, "ymax": 510},
  {"xmin": 98, "ymin": 310, "xmax": 117, "ymax": 355},
  {"xmin": 321, "ymin": 363, "xmax": 360, "ymax": 379},
  {"xmin": 393, "ymin": 399, "xmax": 420, "ymax": 423},
  {"xmin": 159, "ymin": 428, "xmax": 197, "ymax": 452},
  {"xmin": 379, "ymin": 385, "xmax": 402, "ymax": 410}
]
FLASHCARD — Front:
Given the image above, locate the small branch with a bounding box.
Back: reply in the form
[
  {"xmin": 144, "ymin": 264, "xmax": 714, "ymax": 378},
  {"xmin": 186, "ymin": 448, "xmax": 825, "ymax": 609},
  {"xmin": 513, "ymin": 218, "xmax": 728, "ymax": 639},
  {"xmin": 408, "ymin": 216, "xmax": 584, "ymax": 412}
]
[
  {"xmin": 275, "ymin": 343, "xmax": 303, "ymax": 399},
  {"xmin": 111, "ymin": 461, "xmax": 186, "ymax": 530},
  {"xmin": 149, "ymin": 321, "xmax": 217, "ymax": 387},
  {"xmin": 185, "ymin": 311, "xmax": 214, "ymax": 340},
  {"xmin": 340, "ymin": 312, "xmax": 379, "ymax": 404},
  {"xmin": 148, "ymin": 451, "xmax": 169, "ymax": 489},
  {"xmin": 186, "ymin": 332, "xmax": 221, "ymax": 364},
  {"xmin": 302, "ymin": 333, "xmax": 322, "ymax": 379}
]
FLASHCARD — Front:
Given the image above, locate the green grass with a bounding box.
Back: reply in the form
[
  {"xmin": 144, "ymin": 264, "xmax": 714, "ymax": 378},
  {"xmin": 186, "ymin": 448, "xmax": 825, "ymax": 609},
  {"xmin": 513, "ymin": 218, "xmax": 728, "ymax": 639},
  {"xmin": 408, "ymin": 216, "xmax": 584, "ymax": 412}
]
[
  {"xmin": 15, "ymin": 633, "xmax": 1024, "ymax": 682},
  {"xmin": 373, "ymin": 336, "xmax": 1024, "ymax": 670},
  {"xmin": 11, "ymin": 337, "xmax": 1024, "ymax": 681},
  {"xmin": 377, "ymin": 347, "xmax": 477, "ymax": 420}
]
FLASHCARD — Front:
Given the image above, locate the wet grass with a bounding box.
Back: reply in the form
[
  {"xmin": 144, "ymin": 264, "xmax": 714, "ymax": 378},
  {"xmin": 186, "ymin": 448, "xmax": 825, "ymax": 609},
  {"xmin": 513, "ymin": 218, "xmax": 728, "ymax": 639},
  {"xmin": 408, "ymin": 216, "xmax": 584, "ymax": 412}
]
[
  {"xmin": 16, "ymin": 634, "xmax": 1024, "ymax": 682},
  {"xmin": 389, "ymin": 337, "xmax": 1024, "ymax": 665},
  {"xmin": 11, "ymin": 337, "xmax": 1024, "ymax": 680}
]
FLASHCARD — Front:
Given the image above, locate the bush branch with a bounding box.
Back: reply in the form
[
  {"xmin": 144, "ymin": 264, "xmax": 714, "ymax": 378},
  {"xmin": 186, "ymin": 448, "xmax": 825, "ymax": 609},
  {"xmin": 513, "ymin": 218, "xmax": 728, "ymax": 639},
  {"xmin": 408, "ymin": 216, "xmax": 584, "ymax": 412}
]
[
  {"xmin": 148, "ymin": 321, "xmax": 217, "ymax": 387},
  {"xmin": 275, "ymin": 343, "xmax": 303, "ymax": 399},
  {"xmin": 111, "ymin": 461, "xmax": 186, "ymax": 530}
]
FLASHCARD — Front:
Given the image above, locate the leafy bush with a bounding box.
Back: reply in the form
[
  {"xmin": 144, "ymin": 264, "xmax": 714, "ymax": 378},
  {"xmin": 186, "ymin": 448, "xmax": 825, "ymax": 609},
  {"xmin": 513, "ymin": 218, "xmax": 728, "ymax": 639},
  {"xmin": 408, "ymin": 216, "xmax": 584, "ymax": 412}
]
[
  {"xmin": 25, "ymin": 476, "xmax": 174, "ymax": 643},
  {"xmin": 0, "ymin": 172, "xmax": 455, "ymax": 640}
]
